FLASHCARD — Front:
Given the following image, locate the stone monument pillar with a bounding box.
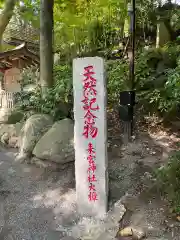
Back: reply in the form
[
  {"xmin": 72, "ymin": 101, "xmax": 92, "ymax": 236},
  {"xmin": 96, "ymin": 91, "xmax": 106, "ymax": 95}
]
[{"xmin": 73, "ymin": 57, "xmax": 108, "ymax": 218}]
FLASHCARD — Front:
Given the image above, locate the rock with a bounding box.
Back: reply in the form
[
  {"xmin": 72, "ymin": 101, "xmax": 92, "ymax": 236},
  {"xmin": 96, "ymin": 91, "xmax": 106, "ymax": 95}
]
[
  {"xmin": 33, "ymin": 118, "xmax": 74, "ymax": 164},
  {"xmin": 0, "ymin": 122, "xmax": 22, "ymax": 138},
  {"xmin": 1, "ymin": 133, "xmax": 9, "ymax": 144},
  {"xmin": 0, "ymin": 122, "xmax": 23, "ymax": 146},
  {"xmin": 131, "ymin": 227, "xmax": 146, "ymax": 239},
  {"xmin": 0, "ymin": 108, "xmax": 13, "ymax": 123},
  {"xmin": 15, "ymin": 152, "xmax": 29, "ymax": 163},
  {"xmin": 18, "ymin": 114, "xmax": 53, "ymax": 155},
  {"xmin": 116, "ymin": 226, "xmax": 145, "ymax": 240},
  {"xmin": 30, "ymin": 157, "xmax": 68, "ymax": 170},
  {"xmin": 8, "ymin": 136, "xmax": 19, "ymax": 148},
  {"xmin": 116, "ymin": 227, "xmax": 133, "ymax": 237}
]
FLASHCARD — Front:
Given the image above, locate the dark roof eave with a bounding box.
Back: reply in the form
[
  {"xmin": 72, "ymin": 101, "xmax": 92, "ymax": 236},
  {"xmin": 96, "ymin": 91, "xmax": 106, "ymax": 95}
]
[{"xmin": 0, "ymin": 42, "xmax": 39, "ymax": 63}]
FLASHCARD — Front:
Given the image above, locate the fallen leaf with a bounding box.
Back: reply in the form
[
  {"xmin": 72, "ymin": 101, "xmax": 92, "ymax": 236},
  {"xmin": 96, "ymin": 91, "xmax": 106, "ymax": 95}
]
[{"xmin": 116, "ymin": 227, "xmax": 133, "ymax": 237}]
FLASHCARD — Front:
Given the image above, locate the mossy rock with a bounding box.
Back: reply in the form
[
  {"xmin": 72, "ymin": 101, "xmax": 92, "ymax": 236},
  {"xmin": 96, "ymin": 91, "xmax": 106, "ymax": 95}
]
[
  {"xmin": 18, "ymin": 114, "xmax": 53, "ymax": 154},
  {"xmin": 6, "ymin": 110, "xmax": 24, "ymax": 124}
]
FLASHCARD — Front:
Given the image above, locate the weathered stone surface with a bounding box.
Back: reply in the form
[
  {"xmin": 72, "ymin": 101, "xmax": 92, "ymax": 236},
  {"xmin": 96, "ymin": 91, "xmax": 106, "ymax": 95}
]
[
  {"xmin": 1, "ymin": 133, "xmax": 9, "ymax": 145},
  {"xmin": 33, "ymin": 118, "xmax": 74, "ymax": 164},
  {"xmin": 0, "ymin": 108, "xmax": 13, "ymax": 123},
  {"xmin": 73, "ymin": 200, "xmax": 126, "ymax": 240},
  {"xmin": 17, "ymin": 114, "xmax": 53, "ymax": 156},
  {"xmin": 73, "ymin": 57, "xmax": 108, "ymax": 218},
  {"xmin": 30, "ymin": 157, "xmax": 69, "ymax": 170},
  {"xmin": 15, "ymin": 152, "xmax": 29, "ymax": 163},
  {"xmin": 132, "ymin": 227, "xmax": 146, "ymax": 239},
  {"xmin": 0, "ymin": 122, "xmax": 23, "ymax": 147},
  {"xmin": 0, "ymin": 122, "xmax": 22, "ymax": 138},
  {"xmin": 8, "ymin": 136, "xmax": 19, "ymax": 148},
  {"xmin": 116, "ymin": 226, "xmax": 145, "ymax": 240},
  {"xmin": 117, "ymin": 227, "xmax": 133, "ymax": 237}
]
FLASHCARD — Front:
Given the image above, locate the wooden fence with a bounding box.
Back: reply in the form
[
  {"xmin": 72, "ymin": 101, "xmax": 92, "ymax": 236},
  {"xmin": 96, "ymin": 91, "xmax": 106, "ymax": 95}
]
[{"xmin": 0, "ymin": 90, "xmax": 15, "ymax": 109}]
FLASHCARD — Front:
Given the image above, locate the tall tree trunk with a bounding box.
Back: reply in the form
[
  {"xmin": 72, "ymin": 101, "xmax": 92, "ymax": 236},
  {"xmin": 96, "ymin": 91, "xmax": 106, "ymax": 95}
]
[
  {"xmin": 40, "ymin": 0, "xmax": 54, "ymax": 95},
  {"xmin": 0, "ymin": 0, "xmax": 17, "ymax": 51}
]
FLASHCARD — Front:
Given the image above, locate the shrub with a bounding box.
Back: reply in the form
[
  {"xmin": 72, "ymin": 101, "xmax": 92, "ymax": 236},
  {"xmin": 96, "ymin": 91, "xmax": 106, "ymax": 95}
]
[
  {"xmin": 138, "ymin": 62, "xmax": 180, "ymax": 117},
  {"xmin": 16, "ymin": 64, "xmax": 73, "ymax": 121},
  {"xmin": 136, "ymin": 43, "xmax": 180, "ymax": 118},
  {"xmin": 20, "ymin": 65, "xmax": 39, "ymax": 87},
  {"xmin": 106, "ymin": 59, "xmax": 129, "ymax": 104},
  {"xmin": 6, "ymin": 109, "xmax": 24, "ymax": 124},
  {"xmin": 155, "ymin": 150, "xmax": 180, "ymax": 214}
]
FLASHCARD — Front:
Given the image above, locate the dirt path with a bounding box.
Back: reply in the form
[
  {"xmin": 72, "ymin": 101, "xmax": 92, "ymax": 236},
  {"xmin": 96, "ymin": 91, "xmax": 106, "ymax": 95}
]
[
  {"xmin": 0, "ymin": 124, "xmax": 180, "ymax": 239},
  {"xmin": 0, "ymin": 147, "xmax": 77, "ymax": 240},
  {"xmin": 107, "ymin": 128, "xmax": 180, "ymax": 240}
]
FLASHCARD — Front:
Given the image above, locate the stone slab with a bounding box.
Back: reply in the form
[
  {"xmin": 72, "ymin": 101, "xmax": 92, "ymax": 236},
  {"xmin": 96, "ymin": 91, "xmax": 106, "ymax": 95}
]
[{"xmin": 73, "ymin": 57, "xmax": 108, "ymax": 218}]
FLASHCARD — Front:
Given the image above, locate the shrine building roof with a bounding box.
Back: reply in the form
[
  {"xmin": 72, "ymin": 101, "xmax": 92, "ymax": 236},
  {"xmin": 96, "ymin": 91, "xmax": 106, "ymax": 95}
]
[{"xmin": 0, "ymin": 42, "xmax": 39, "ymax": 71}]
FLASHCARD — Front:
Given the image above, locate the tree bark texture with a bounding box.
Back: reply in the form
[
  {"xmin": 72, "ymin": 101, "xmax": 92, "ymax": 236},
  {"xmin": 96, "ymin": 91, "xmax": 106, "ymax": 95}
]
[{"xmin": 40, "ymin": 0, "xmax": 54, "ymax": 93}]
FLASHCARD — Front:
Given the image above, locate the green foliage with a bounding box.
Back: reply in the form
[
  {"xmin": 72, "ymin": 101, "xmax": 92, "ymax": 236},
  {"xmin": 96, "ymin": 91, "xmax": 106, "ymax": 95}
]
[
  {"xmin": 6, "ymin": 109, "xmax": 24, "ymax": 124},
  {"xmin": 144, "ymin": 62, "xmax": 180, "ymax": 116},
  {"xmin": 16, "ymin": 64, "xmax": 73, "ymax": 121},
  {"xmin": 155, "ymin": 151, "xmax": 180, "ymax": 214},
  {"xmin": 54, "ymin": 0, "xmax": 128, "ymax": 56},
  {"xmin": 106, "ymin": 59, "xmax": 129, "ymax": 103},
  {"xmin": 135, "ymin": 43, "xmax": 180, "ymax": 117},
  {"xmin": 171, "ymin": 8, "xmax": 180, "ymax": 32},
  {"xmin": 20, "ymin": 65, "xmax": 39, "ymax": 87}
]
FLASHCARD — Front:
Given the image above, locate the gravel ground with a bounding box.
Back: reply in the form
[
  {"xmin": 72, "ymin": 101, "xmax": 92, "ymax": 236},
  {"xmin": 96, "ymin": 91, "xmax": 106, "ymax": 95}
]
[{"xmin": 0, "ymin": 147, "xmax": 78, "ymax": 240}]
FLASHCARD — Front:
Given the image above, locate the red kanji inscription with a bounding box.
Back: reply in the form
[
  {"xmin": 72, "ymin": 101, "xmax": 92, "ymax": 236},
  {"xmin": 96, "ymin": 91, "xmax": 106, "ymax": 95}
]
[
  {"xmin": 89, "ymin": 183, "xmax": 96, "ymax": 192},
  {"xmin": 83, "ymin": 81, "xmax": 97, "ymax": 96},
  {"xmin": 88, "ymin": 191, "xmax": 98, "ymax": 201},
  {"xmin": 88, "ymin": 174, "xmax": 97, "ymax": 182},
  {"xmin": 87, "ymin": 155, "xmax": 96, "ymax": 165},
  {"xmin": 88, "ymin": 164, "xmax": 97, "ymax": 173},
  {"xmin": 83, "ymin": 123, "xmax": 98, "ymax": 139},
  {"xmin": 83, "ymin": 98, "xmax": 99, "ymax": 111},
  {"xmin": 87, "ymin": 143, "xmax": 95, "ymax": 154}
]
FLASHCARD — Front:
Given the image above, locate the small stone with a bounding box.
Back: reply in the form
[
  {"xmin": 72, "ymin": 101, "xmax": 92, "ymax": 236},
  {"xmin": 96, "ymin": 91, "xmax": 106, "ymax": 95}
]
[
  {"xmin": 176, "ymin": 216, "xmax": 180, "ymax": 222},
  {"xmin": 131, "ymin": 135, "xmax": 136, "ymax": 140},
  {"xmin": 116, "ymin": 227, "xmax": 133, "ymax": 237},
  {"xmin": 15, "ymin": 152, "xmax": 29, "ymax": 163},
  {"xmin": 1, "ymin": 133, "xmax": 9, "ymax": 144},
  {"xmin": 144, "ymin": 172, "xmax": 152, "ymax": 179},
  {"xmin": 131, "ymin": 227, "xmax": 145, "ymax": 239},
  {"xmin": 8, "ymin": 136, "xmax": 18, "ymax": 148}
]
